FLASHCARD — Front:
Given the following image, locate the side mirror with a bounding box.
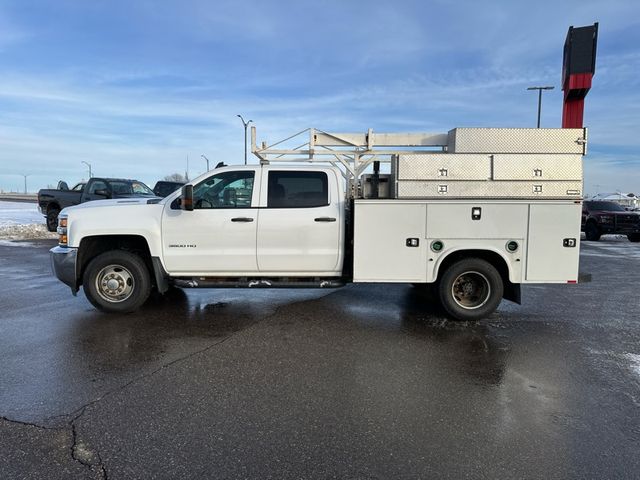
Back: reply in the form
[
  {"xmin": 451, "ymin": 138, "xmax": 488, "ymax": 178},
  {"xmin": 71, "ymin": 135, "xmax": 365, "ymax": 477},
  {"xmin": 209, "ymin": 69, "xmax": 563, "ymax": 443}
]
[
  {"xmin": 57, "ymin": 181, "xmax": 69, "ymax": 191},
  {"xmin": 94, "ymin": 189, "xmax": 110, "ymax": 198},
  {"xmin": 181, "ymin": 184, "xmax": 194, "ymax": 211}
]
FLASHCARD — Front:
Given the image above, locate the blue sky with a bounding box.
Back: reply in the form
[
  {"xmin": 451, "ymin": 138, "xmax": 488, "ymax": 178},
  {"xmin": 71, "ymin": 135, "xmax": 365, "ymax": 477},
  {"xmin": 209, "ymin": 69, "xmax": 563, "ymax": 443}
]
[{"xmin": 0, "ymin": 0, "xmax": 639, "ymax": 195}]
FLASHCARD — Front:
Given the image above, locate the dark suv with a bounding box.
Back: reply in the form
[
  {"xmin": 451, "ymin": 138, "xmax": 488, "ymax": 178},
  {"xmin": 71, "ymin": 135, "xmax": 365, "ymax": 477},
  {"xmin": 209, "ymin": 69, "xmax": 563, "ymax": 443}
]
[{"xmin": 582, "ymin": 201, "xmax": 640, "ymax": 242}]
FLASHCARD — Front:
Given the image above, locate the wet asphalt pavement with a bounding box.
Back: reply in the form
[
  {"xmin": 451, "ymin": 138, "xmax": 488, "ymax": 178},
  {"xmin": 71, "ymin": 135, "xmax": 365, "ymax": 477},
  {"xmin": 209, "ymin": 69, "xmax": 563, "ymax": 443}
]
[{"xmin": 1, "ymin": 238, "xmax": 639, "ymax": 479}]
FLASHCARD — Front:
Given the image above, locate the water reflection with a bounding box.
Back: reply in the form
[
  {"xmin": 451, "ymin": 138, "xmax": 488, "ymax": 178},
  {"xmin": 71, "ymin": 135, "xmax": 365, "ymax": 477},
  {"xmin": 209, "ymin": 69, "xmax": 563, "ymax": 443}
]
[{"xmin": 70, "ymin": 287, "xmax": 261, "ymax": 373}]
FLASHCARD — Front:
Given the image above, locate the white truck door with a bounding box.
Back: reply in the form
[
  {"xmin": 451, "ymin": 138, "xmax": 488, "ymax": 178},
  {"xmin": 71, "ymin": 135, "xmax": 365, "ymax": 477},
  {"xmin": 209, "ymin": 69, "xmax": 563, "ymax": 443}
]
[
  {"xmin": 257, "ymin": 170, "xmax": 342, "ymax": 274},
  {"xmin": 161, "ymin": 169, "xmax": 260, "ymax": 274}
]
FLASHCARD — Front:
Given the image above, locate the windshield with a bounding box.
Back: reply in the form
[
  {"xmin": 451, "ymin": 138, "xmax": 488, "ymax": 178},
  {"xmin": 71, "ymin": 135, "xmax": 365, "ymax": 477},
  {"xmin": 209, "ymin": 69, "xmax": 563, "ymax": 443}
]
[
  {"xmin": 109, "ymin": 181, "xmax": 155, "ymax": 196},
  {"xmin": 586, "ymin": 201, "xmax": 625, "ymax": 212}
]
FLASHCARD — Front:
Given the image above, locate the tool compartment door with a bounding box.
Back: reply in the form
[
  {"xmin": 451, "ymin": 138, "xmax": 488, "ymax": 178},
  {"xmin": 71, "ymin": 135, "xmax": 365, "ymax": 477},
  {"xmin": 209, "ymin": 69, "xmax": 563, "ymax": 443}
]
[
  {"xmin": 526, "ymin": 203, "xmax": 581, "ymax": 282},
  {"xmin": 353, "ymin": 201, "xmax": 427, "ymax": 282}
]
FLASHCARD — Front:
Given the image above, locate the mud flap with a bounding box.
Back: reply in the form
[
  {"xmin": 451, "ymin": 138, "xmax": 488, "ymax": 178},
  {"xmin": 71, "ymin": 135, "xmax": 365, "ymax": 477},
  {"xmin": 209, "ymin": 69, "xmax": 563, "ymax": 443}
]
[{"xmin": 503, "ymin": 281, "xmax": 521, "ymax": 305}]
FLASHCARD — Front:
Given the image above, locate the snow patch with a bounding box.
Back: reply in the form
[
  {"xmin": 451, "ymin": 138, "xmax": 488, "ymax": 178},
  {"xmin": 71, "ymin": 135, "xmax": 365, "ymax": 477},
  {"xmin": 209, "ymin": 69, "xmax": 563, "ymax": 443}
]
[
  {"xmin": 0, "ymin": 201, "xmax": 57, "ymax": 241},
  {"xmin": 0, "ymin": 223, "xmax": 57, "ymax": 241},
  {"xmin": 0, "ymin": 201, "xmax": 43, "ymax": 226}
]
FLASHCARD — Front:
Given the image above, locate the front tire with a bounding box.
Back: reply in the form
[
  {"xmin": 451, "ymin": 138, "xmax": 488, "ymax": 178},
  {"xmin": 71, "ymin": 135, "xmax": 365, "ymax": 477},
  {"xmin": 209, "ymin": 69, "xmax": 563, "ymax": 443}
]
[
  {"xmin": 46, "ymin": 208, "xmax": 60, "ymax": 232},
  {"xmin": 628, "ymin": 233, "xmax": 640, "ymax": 243},
  {"xmin": 83, "ymin": 250, "xmax": 152, "ymax": 313},
  {"xmin": 438, "ymin": 258, "xmax": 503, "ymax": 321}
]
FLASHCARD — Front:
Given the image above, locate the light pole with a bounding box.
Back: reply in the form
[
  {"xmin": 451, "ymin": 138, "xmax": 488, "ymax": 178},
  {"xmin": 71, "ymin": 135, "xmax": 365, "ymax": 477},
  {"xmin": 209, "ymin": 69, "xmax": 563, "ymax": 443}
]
[
  {"xmin": 527, "ymin": 86, "xmax": 554, "ymax": 128},
  {"xmin": 81, "ymin": 161, "xmax": 92, "ymax": 178},
  {"xmin": 21, "ymin": 174, "xmax": 30, "ymax": 194},
  {"xmin": 201, "ymin": 154, "xmax": 210, "ymax": 171},
  {"xmin": 237, "ymin": 114, "xmax": 253, "ymax": 165}
]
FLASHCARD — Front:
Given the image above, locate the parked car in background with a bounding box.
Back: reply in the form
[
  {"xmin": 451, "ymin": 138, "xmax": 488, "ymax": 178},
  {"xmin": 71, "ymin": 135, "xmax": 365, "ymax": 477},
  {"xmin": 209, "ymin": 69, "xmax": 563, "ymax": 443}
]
[
  {"xmin": 38, "ymin": 178, "xmax": 156, "ymax": 231},
  {"xmin": 153, "ymin": 180, "xmax": 185, "ymax": 198},
  {"xmin": 581, "ymin": 200, "xmax": 640, "ymax": 242}
]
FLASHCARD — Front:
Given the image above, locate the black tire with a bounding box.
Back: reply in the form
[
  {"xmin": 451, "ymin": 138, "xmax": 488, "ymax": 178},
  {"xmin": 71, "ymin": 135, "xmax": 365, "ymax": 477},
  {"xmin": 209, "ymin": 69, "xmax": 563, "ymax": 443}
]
[
  {"xmin": 82, "ymin": 250, "xmax": 152, "ymax": 313},
  {"xmin": 46, "ymin": 208, "xmax": 60, "ymax": 232},
  {"xmin": 438, "ymin": 258, "xmax": 503, "ymax": 321},
  {"xmin": 628, "ymin": 234, "xmax": 640, "ymax": 243},
  {"xmin": 584, "ymin": 222, "xmax": 601, "ymax": 241}
]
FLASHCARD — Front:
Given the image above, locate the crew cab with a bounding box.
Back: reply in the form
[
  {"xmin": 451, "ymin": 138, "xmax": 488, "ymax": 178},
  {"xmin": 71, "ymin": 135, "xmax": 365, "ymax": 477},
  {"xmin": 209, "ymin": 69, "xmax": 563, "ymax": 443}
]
[
  {"xmin": 38, "ymin": 177, "xmax": 156, "ymax": 231},
  {"xmin": 581, "ymin": 200, "xmax": 640, "ymax": 242}
]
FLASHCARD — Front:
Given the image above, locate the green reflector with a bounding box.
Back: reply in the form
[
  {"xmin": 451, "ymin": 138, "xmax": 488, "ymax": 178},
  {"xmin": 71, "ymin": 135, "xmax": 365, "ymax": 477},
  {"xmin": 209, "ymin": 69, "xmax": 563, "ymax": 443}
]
[
  {"xmin": 431, "ymin": 240, "xmax": 444, "ymax": 252},
  {"xmin": 507, "ymin": 241, "xmax": 519, "ymax": 252}
]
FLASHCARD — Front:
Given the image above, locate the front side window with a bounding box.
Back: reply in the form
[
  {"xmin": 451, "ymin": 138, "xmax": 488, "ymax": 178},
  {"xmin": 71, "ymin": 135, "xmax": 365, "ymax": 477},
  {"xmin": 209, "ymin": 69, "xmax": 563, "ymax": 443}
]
[
  {"xmin": 267, "ymin": 171, "xmax": 328, "ymax": 208},
  {"xmin": 193, "ymin": 171, "xmax": 254, "ymax": 209}
]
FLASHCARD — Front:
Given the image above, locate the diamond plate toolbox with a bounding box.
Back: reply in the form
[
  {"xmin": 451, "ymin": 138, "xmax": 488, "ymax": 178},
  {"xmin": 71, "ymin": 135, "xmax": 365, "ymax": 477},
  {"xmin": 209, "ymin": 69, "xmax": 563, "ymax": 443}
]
[
  {"xmin": 493, "ymin": 154, "xmax": 582, "ymax": 181},
  {"xmin": 396, "ymin": 154, "xmax": 491, "ymax": 180},
  {"xmin": 397, "ymin": 181, "xmax": 583, "ymax": 199},
  {"xmin": 394, "ymin": 152, "xmax": 584, "ymax": 199},
  {"xmin": 448, "ymin": 128, "xmax": 587, "ymax": 154}
]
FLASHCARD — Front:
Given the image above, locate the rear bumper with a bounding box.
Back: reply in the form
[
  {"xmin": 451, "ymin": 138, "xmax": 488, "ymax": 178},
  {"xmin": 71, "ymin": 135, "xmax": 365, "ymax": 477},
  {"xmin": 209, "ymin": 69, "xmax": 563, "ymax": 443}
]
[{"xmin": 50, "ymin": 246, "xmax": 78, "ymax": 294}]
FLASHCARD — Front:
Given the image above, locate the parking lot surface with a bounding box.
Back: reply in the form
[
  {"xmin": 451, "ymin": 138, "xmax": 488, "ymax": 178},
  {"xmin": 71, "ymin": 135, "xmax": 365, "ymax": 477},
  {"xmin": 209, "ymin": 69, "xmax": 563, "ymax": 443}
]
[{"xmin": 1, "ymin": 238, "xmax": 639, "ymax": 479}]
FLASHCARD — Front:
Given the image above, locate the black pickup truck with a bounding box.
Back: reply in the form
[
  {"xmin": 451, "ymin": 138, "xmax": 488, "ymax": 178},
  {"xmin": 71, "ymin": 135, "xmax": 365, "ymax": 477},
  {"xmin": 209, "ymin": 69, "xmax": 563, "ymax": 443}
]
[
  {"xmin": 38, "ymin": 178, "xmax": 156, "ymax": 231},
  {"xmin": 582, "ymin": 201, "xmax": 640, "ymax": 242}
]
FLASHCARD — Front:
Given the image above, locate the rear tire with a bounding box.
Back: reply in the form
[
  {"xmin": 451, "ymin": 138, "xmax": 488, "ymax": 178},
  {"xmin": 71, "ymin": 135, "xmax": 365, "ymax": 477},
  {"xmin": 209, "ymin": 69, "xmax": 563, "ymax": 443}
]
[
  {"xmin": 585, "ymin": 222, "xmax": 601, "ymax": 241},
  {"xmin": 438, "ymin": 258, "xmax": 503, "ymax": 321},
  {"xmin": 46, "ymin": 208, "xmax": 60, "ymax": 232},
  {"xmin": 82, "ymin": 250, "xmax": 152, "ymax": 313},
  {"xmin": 628, "ymin": 233, "xmax": 640, "ymax": 243}
]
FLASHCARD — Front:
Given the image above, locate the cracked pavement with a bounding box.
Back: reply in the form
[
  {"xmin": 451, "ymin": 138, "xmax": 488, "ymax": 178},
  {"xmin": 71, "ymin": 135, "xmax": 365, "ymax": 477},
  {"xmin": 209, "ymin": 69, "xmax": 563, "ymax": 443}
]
[{"xmin": 1, "ymin": 238, "xmax": 640, "ymax": 479}]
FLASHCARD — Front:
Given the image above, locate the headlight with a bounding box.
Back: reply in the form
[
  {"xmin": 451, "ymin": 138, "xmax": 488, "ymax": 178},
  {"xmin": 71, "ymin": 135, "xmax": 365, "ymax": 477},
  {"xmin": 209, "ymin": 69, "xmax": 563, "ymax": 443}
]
[
  {"xmin": 599, "ymin": 215, "xmax": 613, "ymax": 224},
  {"xmin": 57, "ymin": 216, "xmax": 68, "ymax": 246}
]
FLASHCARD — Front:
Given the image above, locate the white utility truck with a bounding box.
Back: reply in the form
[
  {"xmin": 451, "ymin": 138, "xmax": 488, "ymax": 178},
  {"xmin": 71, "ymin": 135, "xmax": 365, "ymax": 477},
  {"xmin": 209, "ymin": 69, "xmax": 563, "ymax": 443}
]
[{"xmin": 51, "ymin": 126, "xmax": 587, "ymax": 321}]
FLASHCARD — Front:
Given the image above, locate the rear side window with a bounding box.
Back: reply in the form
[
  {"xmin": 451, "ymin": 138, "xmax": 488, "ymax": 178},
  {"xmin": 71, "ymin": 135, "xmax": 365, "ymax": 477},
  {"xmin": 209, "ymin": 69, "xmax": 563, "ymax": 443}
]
[{"xmin": 267, "ymin": 171, "xmax": 328, "ymax": 208}]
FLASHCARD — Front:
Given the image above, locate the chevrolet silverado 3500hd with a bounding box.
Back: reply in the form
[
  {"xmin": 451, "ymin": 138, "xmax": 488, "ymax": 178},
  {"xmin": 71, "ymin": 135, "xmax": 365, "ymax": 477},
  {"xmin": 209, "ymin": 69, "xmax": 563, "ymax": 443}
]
[{"xmin": 50, "ymin": 127, "xmax": 588, "ymax": 321}]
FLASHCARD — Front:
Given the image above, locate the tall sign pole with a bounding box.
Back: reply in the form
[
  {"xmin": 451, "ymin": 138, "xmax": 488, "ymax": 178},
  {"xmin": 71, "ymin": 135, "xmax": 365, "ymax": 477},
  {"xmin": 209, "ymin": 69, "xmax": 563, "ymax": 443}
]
[{"xmin": 562, "ymin": 23, "xmax": 598, "ymax": 128}]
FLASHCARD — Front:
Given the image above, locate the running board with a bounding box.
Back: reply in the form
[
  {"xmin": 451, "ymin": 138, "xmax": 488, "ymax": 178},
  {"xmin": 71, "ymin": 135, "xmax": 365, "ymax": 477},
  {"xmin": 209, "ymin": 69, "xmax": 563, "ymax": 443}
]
[{"xmin": 171, "ymin": 277, "xmax": 345, "ymax": 289}]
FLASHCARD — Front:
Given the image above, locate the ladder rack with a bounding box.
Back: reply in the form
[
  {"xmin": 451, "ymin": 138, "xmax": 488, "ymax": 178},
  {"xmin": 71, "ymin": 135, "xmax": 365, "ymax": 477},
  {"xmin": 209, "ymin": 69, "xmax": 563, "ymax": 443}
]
[
  {"xmin": 251, "ymin": 126, "xmax": 448, "ymax": 183},
  {"xmin": 250, "ymin": 126, "xmax": 587, "ymax": 200}
]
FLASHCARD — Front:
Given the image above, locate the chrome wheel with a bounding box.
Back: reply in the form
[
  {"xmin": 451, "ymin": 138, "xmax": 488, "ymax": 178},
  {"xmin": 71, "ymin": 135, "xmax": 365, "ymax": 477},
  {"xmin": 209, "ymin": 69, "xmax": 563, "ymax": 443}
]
[
  {"xmin": 95, "ymin": 264, "xmax": 135, "ymax": 303},
  {"xmin": 451, "ymin": 271, "xmax": 491, "ymax": 310}
]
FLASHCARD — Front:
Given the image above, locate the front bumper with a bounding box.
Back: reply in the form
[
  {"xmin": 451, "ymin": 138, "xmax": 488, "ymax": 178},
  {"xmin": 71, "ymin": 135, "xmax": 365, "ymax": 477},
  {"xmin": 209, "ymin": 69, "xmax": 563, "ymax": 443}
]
[{"xmin": 50, "ymin": 246, "xmax": 78, "ymax": 295}]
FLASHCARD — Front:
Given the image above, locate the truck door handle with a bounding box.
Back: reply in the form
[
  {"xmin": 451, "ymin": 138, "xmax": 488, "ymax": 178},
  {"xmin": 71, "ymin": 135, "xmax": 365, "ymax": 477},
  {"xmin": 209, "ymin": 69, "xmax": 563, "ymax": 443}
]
[
  {"xmin": 231, "ymin": 217, "xmax": 254, "ymax": 222},
  {"xmin": 314, "ymin": 217, "xmax": 336, "ymax": 222}
]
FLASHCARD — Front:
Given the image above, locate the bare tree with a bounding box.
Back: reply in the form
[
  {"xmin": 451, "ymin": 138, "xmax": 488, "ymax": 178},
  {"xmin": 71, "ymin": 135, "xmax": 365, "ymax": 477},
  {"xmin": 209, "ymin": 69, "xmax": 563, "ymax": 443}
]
[{"xmin": 163, "ymin": 173, "xmax": 187, "ymax": 182}]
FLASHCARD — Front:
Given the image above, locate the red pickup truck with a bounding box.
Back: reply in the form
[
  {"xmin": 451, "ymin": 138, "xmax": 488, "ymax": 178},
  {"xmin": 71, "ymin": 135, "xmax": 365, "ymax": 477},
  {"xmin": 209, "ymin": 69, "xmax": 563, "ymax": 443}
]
[{"xmin": 581, "ymin": 201, "xmax": 640, "ymax": 242}]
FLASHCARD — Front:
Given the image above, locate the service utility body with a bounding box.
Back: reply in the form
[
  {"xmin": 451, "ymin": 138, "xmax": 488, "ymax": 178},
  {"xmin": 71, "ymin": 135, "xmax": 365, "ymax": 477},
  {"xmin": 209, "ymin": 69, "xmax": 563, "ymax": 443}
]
[
  {"xmin": 49, "ymin": 24, "xmax": 598, "ymax": 321},
  {"xmin": 50, "ymin": 126, "xmax": 590, "ymax": 321}
]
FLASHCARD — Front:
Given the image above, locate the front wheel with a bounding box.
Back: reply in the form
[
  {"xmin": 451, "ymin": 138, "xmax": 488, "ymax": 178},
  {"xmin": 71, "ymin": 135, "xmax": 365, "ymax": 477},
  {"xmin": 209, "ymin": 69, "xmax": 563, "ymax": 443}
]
[
  {"xmin": 628, "ymin": 233, "xmax": 640, "ymax": 243},
  {"xmin": 438, "ymin": 258, "xmax": 503, "ymax": 321},
  {"xmin": 83, "ymin": 250, "xmax": 152, "ymax": 313}
]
